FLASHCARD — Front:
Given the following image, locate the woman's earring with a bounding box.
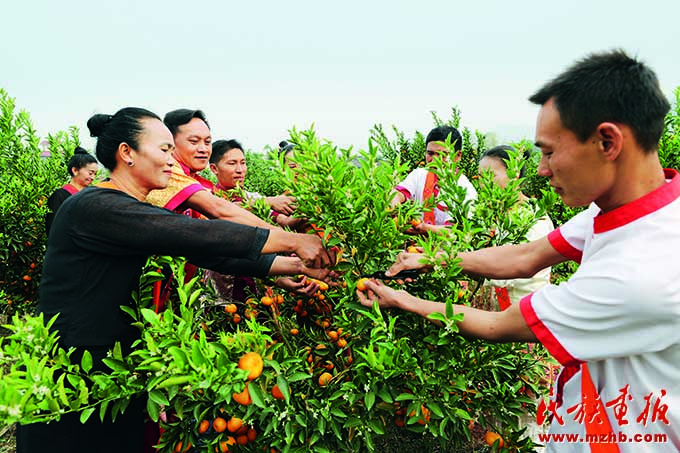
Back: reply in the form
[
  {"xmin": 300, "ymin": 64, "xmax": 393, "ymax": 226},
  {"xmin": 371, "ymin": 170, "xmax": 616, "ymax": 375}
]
[{"xmin": 127, "ymin": 161, "xmax": 134, "ymax": 167}]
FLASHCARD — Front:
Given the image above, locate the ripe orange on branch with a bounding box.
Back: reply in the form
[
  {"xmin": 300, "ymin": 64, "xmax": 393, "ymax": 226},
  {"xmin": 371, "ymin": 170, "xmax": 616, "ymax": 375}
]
[
  {"xmin": 260, "ymin": 296, "xmax": 274, "ymax": 306},
  {"xmin": 485, "ymin": 431, "xmax": 504, "ymax": 448},
  {"xmin": 272, "ymin": 384, "xmax": 285, "ymax": 400},
  {"xmin": 356, "ymin": 278, "xmax": 369, "ymax": 292},
  {"xmin": 197, "ymin": 419, "xmax": 210, "ymax": 434},
  {"xmin": 318, "ymin": 372, "xmax": 333, "ymax": 387},
  {"xmin": 233, "ymin": 383, "xmax": 253, "ymax": 405},
  {"xmin": 227, "ymin": 417, "xmax": 243, "ymax": 433},
  {"xmin": 238, "ymin": 352, "xmax": 264, "ymax": 380},
  {"xmin": 218, "ymin": 437, "xmax": 236, "ymax": 452},
  {"xmin": 212, "ymin": 417, "xmax": 227, "ymax": 433}
]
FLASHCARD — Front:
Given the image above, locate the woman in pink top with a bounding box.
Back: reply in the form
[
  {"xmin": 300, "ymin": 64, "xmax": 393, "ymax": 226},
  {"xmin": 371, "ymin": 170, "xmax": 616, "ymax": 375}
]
[{"xmin": 45, "ymin": 146, "xmax": 98, "ymax": 235}]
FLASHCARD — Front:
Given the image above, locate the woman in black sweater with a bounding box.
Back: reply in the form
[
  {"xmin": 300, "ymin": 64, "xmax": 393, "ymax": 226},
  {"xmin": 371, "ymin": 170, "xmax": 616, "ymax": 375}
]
[{"xmin": 17, "ymin": 107, "xmax": 333, "ymax": 453}]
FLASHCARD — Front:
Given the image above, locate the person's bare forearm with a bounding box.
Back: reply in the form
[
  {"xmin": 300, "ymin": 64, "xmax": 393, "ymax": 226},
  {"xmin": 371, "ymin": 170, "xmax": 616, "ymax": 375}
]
[
  {"xmin": 185, "ymin": 190, "xmax": 276, "ymax": 230},
  {"xmin": 458, "ymin": 237, "xmax": 565, "ymax": 280},
  {"xmin": 389, "ymin": 190, "xmax": 406, "ymax": 208},
  {"xmin": 267, "ymin": 256, "xmax": 303, "ymax": 276},
  {"xmin": 260, "ymin": 229, "xmax": 299, "ymax": 256},
  {"xmin": 395, "ymin": 294, "xmax": 536, "ymax": 342}
]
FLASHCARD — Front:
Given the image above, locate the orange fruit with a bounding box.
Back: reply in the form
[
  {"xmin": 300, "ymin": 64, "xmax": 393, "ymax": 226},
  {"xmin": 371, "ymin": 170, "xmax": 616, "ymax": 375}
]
[
  {"xmin": 232, "ymin": 383, "xmax": 253, "ymax": 405},
  {"xmin": 356, "ymin": 278, "xmax": 369, "ymax": 292},
  {"xmin": 233, "ymin": 313, "xmax": 242, "ymax": 324},
  {"xmin": 394, "ymin": 417, "xmax": 405, "ymax": 427},
  {"xmin": 212, "ymin": 416, "xmax": 227, "ymax": 433},
  {"xmin": 275, "ymin": 294, "xmax": 284, "ymax": 304},
  {"xmin": 411, "ymin": 219, "xmax": 421, "ymax": 228},
  {"xmin": 198, "ymin": 419, "xmax": 210, "ymax": 434},
  {"xmin": 327, "ymin": 331, "xmax": 338, "ymax": 342},
  {"xmin": 174, "ymin": 441, "xmax": 191, "ymax": 452},
  {"xmin": 261, "ymin": 296, "xmax": 274, "ymax": 306},
  {"xmin": 290, "ymin": 328, "xmax": 299, "ymax": 336},
  {"xmin": 318, "ymin": 372, "xmax": 333, "ymax": 387},
  {"xmin": 224, "ymin": 303, "xmax": 237, "ymax": 314},
  {"xmin": 485, "ymin": 431, "xmax": 504, "ymax": 448},
  {"xmin": 227, "ymin": 417, "xmax": 243, "ymax": 433},
  {"xmin": 218, "ymin": 437, "xmax": 235, "ymax": 452},
  {"xmin": 247, "ymin": 428, "xmax": 257, "ymax": 442},
  {"xmin": 22, "ymin": 275, "xmax": 31, "ymax": 281},
  {"xmin": 409, "ymin": 406, "xmax": 431, "ymax": 425},
  {"xmin": 238, "ymin": 352, "xmax": 264, "ymax": 380},
  {"xmin": 236, "ymin": 434, "xmax": 249, "ymax": 445},
  {"xmin": 336, "ymin": 338, "xmax": 347, "ymax": 348},
  {"xmin": 272, "ymin": 384, "xmax": 285, "ymax": 400}
]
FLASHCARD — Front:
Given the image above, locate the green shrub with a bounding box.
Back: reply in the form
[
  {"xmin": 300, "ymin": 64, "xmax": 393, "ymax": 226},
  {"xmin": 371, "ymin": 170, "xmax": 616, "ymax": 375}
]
[{"xmin": 0, "ymin": 89, "xmax": 79, "ymax": 315}]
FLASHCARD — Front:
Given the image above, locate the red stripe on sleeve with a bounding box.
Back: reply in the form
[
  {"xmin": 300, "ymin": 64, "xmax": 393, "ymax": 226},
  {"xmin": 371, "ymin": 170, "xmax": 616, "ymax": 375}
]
[
  {"xmin": 520, "ymin": 293, "xmax": 582, "ymax": 367},
  {"xmin": 395, "ymin": 186, "xmax": 411, "ymax": 200},
  {"xmin": 164, "ymin": 185, "xmax": 205, "ymax": 211},
  {"xmin": 547, "ymin": 229, "xmax": 582, "ymax": 264}
]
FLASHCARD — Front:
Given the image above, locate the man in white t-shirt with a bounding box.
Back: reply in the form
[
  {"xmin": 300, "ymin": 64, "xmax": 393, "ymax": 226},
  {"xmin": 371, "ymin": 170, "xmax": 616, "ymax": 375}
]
[
  {"xmin": 390, "ymin": 125, "xmax": 477, "ymax": 233},
  {"xmin": 358, "ymin": 50, "xmax": 678, "ymax": 452}
]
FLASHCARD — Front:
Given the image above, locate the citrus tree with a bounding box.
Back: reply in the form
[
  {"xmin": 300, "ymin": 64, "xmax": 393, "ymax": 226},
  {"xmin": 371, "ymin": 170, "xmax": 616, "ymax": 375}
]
[
  {"xmin": 0, "ymin": 89, "xmax": 81, "ymax": 316},
  {"xmin": 7, "ymin": 88, "xmax": 680, "ymax": 451}
]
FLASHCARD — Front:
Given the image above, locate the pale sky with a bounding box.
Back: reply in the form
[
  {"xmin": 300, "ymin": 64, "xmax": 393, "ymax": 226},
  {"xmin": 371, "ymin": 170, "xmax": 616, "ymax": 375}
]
[{"xmin": 3, "ymin": 0, "xmax": 679, "ymax": 153}]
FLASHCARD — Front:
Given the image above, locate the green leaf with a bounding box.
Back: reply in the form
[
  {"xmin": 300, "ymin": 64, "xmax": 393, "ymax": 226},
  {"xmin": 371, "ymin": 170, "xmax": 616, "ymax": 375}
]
[
  {"xmin": 288, "ymin": 372, "xmax": 311, "ymax": 383},
  {"xmin": 111, "ymin": 342, "xmax": 123, "ymax": 360},
  {"xmin": 149, "ymin": 389, "xmax": 170, "ymax": 406},
  {"xmin": 330, "ymin": 407, "xmax": 347, "ymax": 418},
  {"xmin": 81, "ymin": 350, "xmax": 92, "ymax": 374},
  {"xmin": 428, "ymin": 401, "xmax": 444, "ymax": 418},
  {"xmin": 99, "ymin": 399, "xmax": 110, "ymax": 422},
  {"xmin": 155, "ymin": 375, "xmax": 191, "ymax": 389},
  {"xmin": 343, "ymin": 417, "xmax": 363, "ymax": 428},
  {"xmin": 249, "ymin": 382, "xmax": 266, "ymax": 408},
  {"xmin": 119, "ymin": 305, "xmax": 137, "ymax": 321},
  {"xmin": 367, "ymin": 418, "xmax": 385, "ymax": 435},
  {"xmin": 276, "ymin": 375, "xmax": 290, "ymax": 402},
  {"xmin": 365, "ymin": 391, "xmax": 375, "ymax": 411},
  {"xmin": 101, "ymin": 358, "xmax": 128, "ymax": 373},
  {"xmin": 376, "ymin": 387, "xmax": 393, "ymax": 403},
  {"xmin": 146, "ymin": 397, "xmax": 161, "ymax": 422},
  {"xmin": 80, "ymin": 407, "xmax": 96, "ymax": 423}
]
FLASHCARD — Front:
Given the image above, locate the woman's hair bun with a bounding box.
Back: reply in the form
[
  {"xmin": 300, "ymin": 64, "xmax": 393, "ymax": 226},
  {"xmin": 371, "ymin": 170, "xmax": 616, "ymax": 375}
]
[
  {"xmin": 73, "ymin": 146, "xmax": 89, "ymax": 155},
  {"xmin": 87, "ymin": 113, "xmax": 113, "ymax": 138}
]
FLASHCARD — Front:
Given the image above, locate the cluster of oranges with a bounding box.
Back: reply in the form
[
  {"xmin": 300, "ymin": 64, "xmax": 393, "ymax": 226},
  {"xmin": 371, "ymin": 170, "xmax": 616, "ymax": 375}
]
[
  {"xmin": 222, "ymin": 292, "xmax": 284, "ymax": 325},
  {"xmin": 171, "ymin": 352, "xmax": 265, "ymax": 453}
]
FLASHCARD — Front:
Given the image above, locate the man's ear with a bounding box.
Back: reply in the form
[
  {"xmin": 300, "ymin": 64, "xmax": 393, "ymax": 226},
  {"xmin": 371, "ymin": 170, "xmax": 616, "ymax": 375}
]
[
  {"xmin": 209, "ymin": 163, "xmax": 218, "ymax": 175},
  {"xmin": 597, "ymin": 122, "xmax": 623, "ymax": 161}
]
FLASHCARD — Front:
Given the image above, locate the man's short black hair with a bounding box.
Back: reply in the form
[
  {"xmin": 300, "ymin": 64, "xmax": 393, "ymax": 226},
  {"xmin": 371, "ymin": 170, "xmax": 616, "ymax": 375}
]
[
  {"xmin": 210, "ymin": 139, "xmax": 244, "ymax": 164},
  {"xmin": 163, "ymin": 109, "xmax": 210, "ymax": 137},
  {"xmin": 425, "ymin": 125, "xmax": 463, "ymax": 151},
  {"xmin": 529, "ymin": 49, "xmax": 670, "ymax": 152}
]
